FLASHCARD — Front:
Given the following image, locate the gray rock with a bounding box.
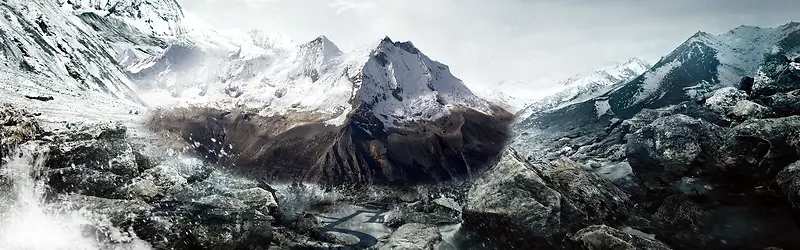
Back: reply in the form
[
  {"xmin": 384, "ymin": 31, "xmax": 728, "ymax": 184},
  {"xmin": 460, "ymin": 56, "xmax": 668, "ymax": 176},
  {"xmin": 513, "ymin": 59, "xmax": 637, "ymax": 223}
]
[
  {"xmin": 0, "ymin": 104, "xmax": 42, "ymax": 161},
  {"xmin": 569, "ymin": 225, "xmax": 673, "ymax": 250},
  {"xmin": 652, "ymin": 195, "xmax": 707, "ymax": 248},
  {"xmin": 379, "ymin": 223, "xmax": 442, "ymax": 250},
  {"xmin": 767, "ymin": 89, "xmax": 800, "ymax": 116},
  {"xmin": 626, "ymin": 114, "xmax": 728, "ymax": 195},
  {"xmin": 730, "ymin": 100, "xmax": 771, "ymax": 119},
  {"xmin": 719, "ymin": 116, "xmax": 800, "ymax": 188},
  {"xmin": 463, "ymin": 150, "xmax": 630, "ymax": 248},
  {"xmin": 544, "ymin": 158, "xmax": 632, "ymax": 232},
  {"xmin": 384, "ymin": 197, "xmax": 462, "ymax": 228},
  {"xmin": 44, "ymin": 122, "xmax": 149, "ymax": 198},
  {"xmin": 56, "ymin": 194, "xmax": 153, "ymax": 225},
  {"xmin": 776, "ymin": 161, "xmax": 800, "ymax": 212},
  {"xmin": 706, "ymin": 87, "xmax": 749, "ymax": 114}
]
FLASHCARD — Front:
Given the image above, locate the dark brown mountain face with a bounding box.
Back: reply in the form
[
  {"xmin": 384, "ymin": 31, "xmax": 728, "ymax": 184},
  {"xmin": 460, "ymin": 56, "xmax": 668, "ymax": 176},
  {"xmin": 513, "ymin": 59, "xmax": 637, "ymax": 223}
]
[{"xmin": 147, "ymin": 105, "xmax": 512, "ymax": 185}]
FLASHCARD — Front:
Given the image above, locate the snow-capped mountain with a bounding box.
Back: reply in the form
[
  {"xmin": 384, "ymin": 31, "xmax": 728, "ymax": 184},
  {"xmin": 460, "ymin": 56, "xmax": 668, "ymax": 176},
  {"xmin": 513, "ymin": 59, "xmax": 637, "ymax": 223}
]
[
  {"xmin": 516, "ymin": 57, "xmax": 650, "ymax": 119},
  {"xmin": 132, "ymin": 34, "xmax": 497, "ymax": 131},
  {"xmin": 141, "ymin": 35, "xmax": 511, "ymax": 184},
  {"xmin": 513, "ymin": 22, "xmax": 800, "ymax": 162},
  {"xmin": 608, "ymin": 23, "xmax": 800, "ymax": 118}
]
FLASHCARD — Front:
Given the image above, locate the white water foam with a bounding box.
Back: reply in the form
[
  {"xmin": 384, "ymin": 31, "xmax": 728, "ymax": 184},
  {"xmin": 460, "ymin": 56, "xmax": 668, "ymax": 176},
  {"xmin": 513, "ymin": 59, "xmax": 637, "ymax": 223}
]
[{"xmin": 0, "ymin": 145, "xmax": 152, "ymax": 250}]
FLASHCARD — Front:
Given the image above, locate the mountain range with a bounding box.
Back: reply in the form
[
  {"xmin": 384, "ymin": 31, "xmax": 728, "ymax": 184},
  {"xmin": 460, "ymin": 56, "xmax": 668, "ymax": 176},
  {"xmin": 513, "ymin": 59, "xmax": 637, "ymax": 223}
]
[
  {"xmin": 1, "ymin": 0, "xmax": 512, "ymax": 185},
  {"xmin": 2, "ymin": 0, "xmax": 800, "ymax": 249}
]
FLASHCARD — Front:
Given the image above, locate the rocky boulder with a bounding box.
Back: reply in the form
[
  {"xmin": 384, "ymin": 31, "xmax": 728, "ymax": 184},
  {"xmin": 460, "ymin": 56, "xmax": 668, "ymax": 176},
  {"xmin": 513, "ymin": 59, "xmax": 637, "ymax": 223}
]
[
  {"xmin": 650, "ymin": 194, "xmax": 800, "ymax": 249},
  {"xmin": 626, "ymin": 114, "xmax": 728, "ymax": 196},
  {"xmin": 384, "ymin": 197, "xmax": 462, "ymax": 228},
  {"xmin": 766, "ymin": 89, "xmax": 800, "ymax": 116},
  {"xmin": 463, "ymin": 150, "xmax": 631, "ymax": 249},
  {"xmin": 730, "ymin": 100, "xmax": 771, "ymax": 119},
  {"xmin": 0, "ymin": 104, "xmax": 42, "ymax": 160},
  {"xmin": 718, "ymin": 116, "xmax": 800, "ymax": 190},
  {"xmin": 776, "ymin": 161, "xmax": 800, "ymax": 212},
  {"xmin": 568, "ymin": 225, "xmax": 672, "ymax": 250},
  {"xmin": 705, "ymin": 87, "xmax": 749, "ymax": 114},
  {"xmin": 379, "ymin": 223, "xmax": 442, "ymax": 250},
  {"xmin": 44, "ymin": 122, "xmax": 151, "ymax": 198}
]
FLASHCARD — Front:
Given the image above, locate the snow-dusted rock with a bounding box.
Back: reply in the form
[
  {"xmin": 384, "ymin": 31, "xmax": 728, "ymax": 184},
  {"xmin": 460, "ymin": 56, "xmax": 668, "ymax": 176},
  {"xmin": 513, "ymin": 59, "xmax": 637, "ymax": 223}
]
[
  {"xmin": 705, "ymin": 87, "xmax": 749, "ymax": 113},
  {"xmin": 730, "ymin": 100, "xmax": 771, "ymax": 119},
  {"xmin": 379, "ymin": 223, "xmax": 442, "ymax": 250},
  {"xmin": 569, "ymin": 225, "xmax": 673, "ymax": 250},
  {"xmin": 383, "ymin": 198, "xmax": 462, "ymax": 228},
  {"xmin": 0, "ymin": 104, "xmax": 42, "ymax": 159},
  {"xmin": 0, "ymin": 0, "xmax": 144, "ymax": 103}
]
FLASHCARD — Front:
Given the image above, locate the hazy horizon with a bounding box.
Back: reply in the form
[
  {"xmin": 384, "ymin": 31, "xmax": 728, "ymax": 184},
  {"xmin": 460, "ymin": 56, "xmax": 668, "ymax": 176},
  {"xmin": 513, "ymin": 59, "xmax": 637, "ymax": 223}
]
[{"xmin": 179, "ymin": 0, "xmax": 800, "ymax": 98}]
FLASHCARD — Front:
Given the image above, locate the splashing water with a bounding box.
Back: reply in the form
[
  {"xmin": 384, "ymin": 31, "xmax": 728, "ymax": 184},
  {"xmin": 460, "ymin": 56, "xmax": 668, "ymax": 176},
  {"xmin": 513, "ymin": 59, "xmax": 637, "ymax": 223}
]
[{"xmin": 0, "ymin": 145, "xmax": 152, "ymax": 250}]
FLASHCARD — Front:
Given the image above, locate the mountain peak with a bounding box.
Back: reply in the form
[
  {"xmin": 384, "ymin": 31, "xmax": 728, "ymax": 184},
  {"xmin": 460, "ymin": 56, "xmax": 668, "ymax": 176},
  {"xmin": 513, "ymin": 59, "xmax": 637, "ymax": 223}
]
[
  {"xmin": 618, "ymin": 57, "xmax": 651, "ymax": 72},
  {"xmin": 624, "ymin": 57, "xmax": 649, "ymax": 66},
  {"xmin": 300, "ymin": 35, "xmax": 342, "ymax": 59},
  {"xmin": 375, "ymin": 36, "xmax": 421, "ymax": 54}
]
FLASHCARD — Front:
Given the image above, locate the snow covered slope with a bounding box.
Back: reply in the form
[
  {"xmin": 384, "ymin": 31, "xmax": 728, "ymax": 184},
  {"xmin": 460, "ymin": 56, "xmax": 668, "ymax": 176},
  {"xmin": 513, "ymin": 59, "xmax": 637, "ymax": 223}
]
[
  {"xmin": 0, "ymin": 0, "xmax": 144, "ymax": 104},
  {"xmin": 57, "ymin": 0, "xmax": 185, "ymax": 37},
  {"xmin": 516, "ymin": 57, "xmax": 650, "ymax": 119}
]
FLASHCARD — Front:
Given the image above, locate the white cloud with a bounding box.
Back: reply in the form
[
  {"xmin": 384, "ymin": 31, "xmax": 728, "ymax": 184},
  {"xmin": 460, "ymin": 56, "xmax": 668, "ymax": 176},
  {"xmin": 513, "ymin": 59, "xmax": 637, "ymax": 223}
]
[{"xmin": 328, "ymin": 0, "xmax": 380, "ymax": 15}]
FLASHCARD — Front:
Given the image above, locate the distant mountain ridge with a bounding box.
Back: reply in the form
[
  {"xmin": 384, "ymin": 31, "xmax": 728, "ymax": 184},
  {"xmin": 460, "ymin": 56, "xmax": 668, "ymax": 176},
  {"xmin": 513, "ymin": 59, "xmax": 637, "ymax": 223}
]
[{"xmin": 515, "ymin": 57, "xmax": 651, "ymax": 119}]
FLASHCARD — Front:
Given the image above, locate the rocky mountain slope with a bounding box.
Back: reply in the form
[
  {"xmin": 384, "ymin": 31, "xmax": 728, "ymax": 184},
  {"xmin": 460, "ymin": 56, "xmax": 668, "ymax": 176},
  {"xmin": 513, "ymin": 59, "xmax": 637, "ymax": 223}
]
[
  {"xmin": 485, "ymin": 22, "xmax": 800, "ymax": 249},
  {"xmin": 514, "ymin": 22, "xmax": 800, "ymax": 161}
]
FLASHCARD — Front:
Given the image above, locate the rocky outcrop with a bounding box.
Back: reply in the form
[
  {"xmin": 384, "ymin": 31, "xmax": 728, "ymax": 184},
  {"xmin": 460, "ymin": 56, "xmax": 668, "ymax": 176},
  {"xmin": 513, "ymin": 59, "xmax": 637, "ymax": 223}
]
[
  {"xmin": 1, "ymin": 106, "xmax": 280, "ymax": 249},
  {"xmin": 568, "ymin": 225, "xmax": 672, "ymax": 250},
  {"xmin": 379, "ymin": 223, "xmax": 442, "ymax": 250},
  {"xmin": 148, "ymin": 105, "xmax": 512, "ymax": 185},
  {"xmin": 383, "ymin": 197, "xmax": 462, "ymax": 228},
  {"xmin": 0, "ymin": 104, "xmax": 42, "ymax": 161},
  {"xmin": 505, "ymin": 32, "xmax": 800, "ymax": 249},
  {"xmin": 776, "ymin": 161, "xmax": 800, "ymax": 212},
  {"xmin": 625, "ymin": 114, "xmax": 728, "ymax": 196},
  {"xmin": 463, "ymin": 150, "xmax": 631, "ymax": 249}
]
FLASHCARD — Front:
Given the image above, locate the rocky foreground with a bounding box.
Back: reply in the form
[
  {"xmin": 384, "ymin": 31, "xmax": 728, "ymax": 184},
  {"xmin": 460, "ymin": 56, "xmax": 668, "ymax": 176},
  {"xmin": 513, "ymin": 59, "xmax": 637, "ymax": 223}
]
[
  {"xmin": 466, "ymin": 55, "xmax": 800, "ymax": 249},
  {"xmin": 2, "ymin": 101, "xmax": 671, "ymax": 250}
]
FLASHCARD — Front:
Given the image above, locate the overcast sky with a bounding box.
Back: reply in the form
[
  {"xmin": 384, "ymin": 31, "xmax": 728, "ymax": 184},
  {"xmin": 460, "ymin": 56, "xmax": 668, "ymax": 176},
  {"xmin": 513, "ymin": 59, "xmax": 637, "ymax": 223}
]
[{"xmin": 178, "ymin": 0, "xmax": 800, "ymax": 96}]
